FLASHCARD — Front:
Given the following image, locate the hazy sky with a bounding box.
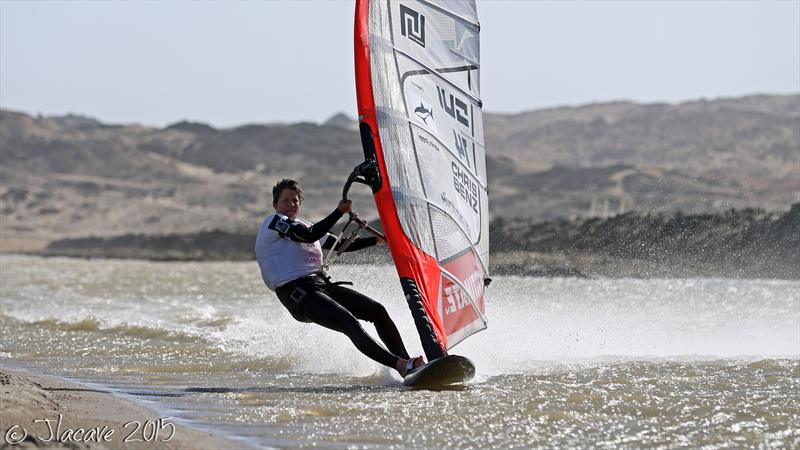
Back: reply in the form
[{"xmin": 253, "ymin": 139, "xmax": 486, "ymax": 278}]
[{"xmin": 1, "ymin": 0, "xmax": 798, "ymax": 127}]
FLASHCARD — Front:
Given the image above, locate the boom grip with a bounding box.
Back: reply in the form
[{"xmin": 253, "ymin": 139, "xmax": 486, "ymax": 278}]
[
  {"xmin": 343, "ymin": 159, "xmax": 380, "ymax": 202},
  {"xmin": 342, "ymin": 172, "xmax": 359, "ymax": 202},
  {"xmin": 337, "ymin": 160, "xmax": 386, "ymax": 240}
]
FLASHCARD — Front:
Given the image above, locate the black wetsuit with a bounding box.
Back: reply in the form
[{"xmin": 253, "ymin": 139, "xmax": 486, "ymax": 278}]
[{"xmin": 272, "ymin": 210, "xmax": 410, "ymax": 368}]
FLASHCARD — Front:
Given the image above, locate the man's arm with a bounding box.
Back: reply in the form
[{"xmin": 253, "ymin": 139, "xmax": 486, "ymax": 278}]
[
  {"xmin": 286, "ymin": 209, "xmax": 344, "ymax": 243},
  {"xmin": 269, "ymin": 200, "xmax": 352, "ymax": 243},
  {"xmin": 321, "ymin": 236, "xmax": 378, "ymax": 252}
]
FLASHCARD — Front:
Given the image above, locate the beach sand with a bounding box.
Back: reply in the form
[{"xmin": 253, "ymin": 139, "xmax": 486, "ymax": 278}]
[{"xmin": 0, "ymin": 367, "xmax": 245, "ymax": 449}]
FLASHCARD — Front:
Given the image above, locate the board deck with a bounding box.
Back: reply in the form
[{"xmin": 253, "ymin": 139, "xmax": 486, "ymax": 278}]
[{"xmin": 403, "ymin": 355, "xmax": 475, "ymax": 388}]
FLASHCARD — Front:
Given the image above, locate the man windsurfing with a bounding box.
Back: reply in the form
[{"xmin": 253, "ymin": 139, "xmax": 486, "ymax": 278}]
[{"xmin": 255, "ymin": 178, "xmax": 424, "ymax": 377}]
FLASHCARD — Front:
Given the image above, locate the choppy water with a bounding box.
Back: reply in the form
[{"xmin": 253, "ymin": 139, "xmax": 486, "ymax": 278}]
[{"xmin": 1, "ymin": 255, "xmax": 798, "ymax": 449}]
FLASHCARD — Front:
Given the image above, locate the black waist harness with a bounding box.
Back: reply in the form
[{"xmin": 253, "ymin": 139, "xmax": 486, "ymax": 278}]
[{"xmin": 275, "ymin": 272, "xmax": 353, "ymax": 322}]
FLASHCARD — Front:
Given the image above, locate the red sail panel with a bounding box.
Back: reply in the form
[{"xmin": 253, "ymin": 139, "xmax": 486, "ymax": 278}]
[{"xmin": 440, "ymin": 250, "xmax": 487, "ymax": 348}]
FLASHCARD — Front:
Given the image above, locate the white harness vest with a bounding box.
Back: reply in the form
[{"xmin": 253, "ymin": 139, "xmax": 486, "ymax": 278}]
[{"xmin": 255, "ymin": 213, "xmax": 333, "ymax": 290}]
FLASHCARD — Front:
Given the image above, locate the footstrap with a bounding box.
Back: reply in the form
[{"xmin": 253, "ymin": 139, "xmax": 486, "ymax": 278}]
[{"xmin": 405, "ymin": 356, "xmax": 424, "ymax": 377}]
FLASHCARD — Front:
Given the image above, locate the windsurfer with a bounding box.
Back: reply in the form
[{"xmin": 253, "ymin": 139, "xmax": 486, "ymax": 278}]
[{"xmin": 255, "ymin": 178, "xmax": 424, "ymax": 376}]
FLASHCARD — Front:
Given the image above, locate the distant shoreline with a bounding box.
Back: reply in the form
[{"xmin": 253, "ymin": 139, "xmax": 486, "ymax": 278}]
[
  {"xmin": 4, "ymin": 251, "xmax": 796, "ymax": 280},
  {"xmin": 3, "ymin": 205, "xmax": 795, "ymax": 280}
]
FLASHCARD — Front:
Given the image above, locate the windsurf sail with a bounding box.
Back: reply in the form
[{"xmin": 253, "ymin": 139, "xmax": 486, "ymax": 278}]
[{"xmin": 354, "ymin": 0, "xmax": 488, "ymax": 360}]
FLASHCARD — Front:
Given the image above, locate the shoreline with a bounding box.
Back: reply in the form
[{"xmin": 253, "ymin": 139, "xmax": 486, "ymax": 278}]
[
  {"xmin": 0, "ymin": 364, "xmax": 249, "ymax": 449},
  {"xmin": 2, "ymin": 203, "xmax": 794, "ymax": 279}
]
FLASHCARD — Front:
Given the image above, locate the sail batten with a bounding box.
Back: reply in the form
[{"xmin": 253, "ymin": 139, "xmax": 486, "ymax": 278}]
[
  {"xmin": 393, "ymin": 48, "xmax": 482, "ymax": 105},
  {"xmin": 355, "ymin": 0, "xmax": 488, "ymax": 358},
  {"xmin": 415, "ymin": 0, "xmax": 480, "ymax": 28}
]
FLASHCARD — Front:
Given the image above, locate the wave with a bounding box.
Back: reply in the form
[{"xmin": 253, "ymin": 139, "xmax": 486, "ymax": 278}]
[
  {"xmin": 32, "ymin": 317, "xmax": 200, "ymax": 343},
  {"xmin": 35, "ymin": 317, "xmax": 102, "ymax": 332}
]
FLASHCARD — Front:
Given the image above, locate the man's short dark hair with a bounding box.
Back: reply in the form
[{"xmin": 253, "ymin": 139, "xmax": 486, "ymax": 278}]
[{"xmin": 272, "ymin": 178, "xmax": 304, "ymax": 204}]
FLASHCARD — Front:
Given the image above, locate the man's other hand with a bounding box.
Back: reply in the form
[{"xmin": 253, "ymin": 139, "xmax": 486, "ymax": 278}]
[{"xmin": 337, "ymin": 200, "xmax": 353, "ymax": 214}]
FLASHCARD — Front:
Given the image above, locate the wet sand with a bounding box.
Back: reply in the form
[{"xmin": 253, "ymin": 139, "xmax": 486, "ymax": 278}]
[{"xmin": 0, "ymin": 366, "xmax": 246, "ymax": 449}]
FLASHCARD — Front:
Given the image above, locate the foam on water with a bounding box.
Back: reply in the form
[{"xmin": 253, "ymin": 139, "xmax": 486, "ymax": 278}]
[
  {"xmin": 1, "ymin": 255, "xmax": 798, "ymax": 377},
  {"xmin": 460, "ymin": 277, "xmax": 800, "ymax": 376}
]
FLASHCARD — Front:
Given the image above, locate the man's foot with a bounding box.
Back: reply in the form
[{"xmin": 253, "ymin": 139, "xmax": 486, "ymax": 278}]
[{"xmin": 396, "ymin": 356, "xmax": 424, "ymax": 377}]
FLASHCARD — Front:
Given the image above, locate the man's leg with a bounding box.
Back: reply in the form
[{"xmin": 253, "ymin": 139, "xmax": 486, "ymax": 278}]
[
  {"xmin": 326, "ymin": 285, "xmax": 411, "ymax": 360},
  {"xmin": 297, "ymin": 288, "xmax": 399, "ymax": 369}
]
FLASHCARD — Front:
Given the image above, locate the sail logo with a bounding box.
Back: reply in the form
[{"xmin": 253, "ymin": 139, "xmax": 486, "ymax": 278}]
[
  {"xmin": 453, "ymin": 130, "xmax": 471, "ymax": 168},
  {"xmin": 437, "ymin": 86, "xmax": 469, "ymax": 128},
  {"xmin": 452, "ymin": 162, "xmax": 479, "ymax": 213},
  {"xmin": 400, "ymin": 5, "xmax": 426, "ymax": 48},
  {"xmin": 443, "ymin": 285, "xmax": 467, "ymax": 316},
  {"xmin": 443, "ymin": 270, "xmax": 483, "ymax": 316},
  {"xmin": 414, "ymin": 102, "xmax": 434, "ymax": 125}
]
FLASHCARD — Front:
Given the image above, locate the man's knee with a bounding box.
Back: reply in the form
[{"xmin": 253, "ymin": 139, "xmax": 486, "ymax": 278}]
[{"xmin": 365, "ymin": 303, "xmax": 392, "ymax": 324}]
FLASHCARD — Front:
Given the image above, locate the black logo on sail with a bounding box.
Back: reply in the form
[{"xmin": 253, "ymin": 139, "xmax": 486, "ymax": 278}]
[
  {"xmin": 437, "ymin": 85, "xmax": 469, "ymax": 128},
  {"xmin": 400, "ymin": 5, "xmax": 425, "ymax": 47},
  {"xmin": 414, "ymin": 103, "xmax": 434, "ymax": 125},
  {"xmin": 453, "ymin": 130, "xmax": 471, "ymax": 168}
]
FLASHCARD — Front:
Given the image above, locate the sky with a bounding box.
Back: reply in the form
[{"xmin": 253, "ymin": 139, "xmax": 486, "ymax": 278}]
[{"xmin": 1, "ymin": 0, "xmax": 798, "ymax": 128}]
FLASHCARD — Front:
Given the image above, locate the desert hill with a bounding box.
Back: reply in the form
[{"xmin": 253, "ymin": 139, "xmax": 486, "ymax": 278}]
[{"xmin": 1, "ymin": 94, "xmax": 798, "ymax": 252}]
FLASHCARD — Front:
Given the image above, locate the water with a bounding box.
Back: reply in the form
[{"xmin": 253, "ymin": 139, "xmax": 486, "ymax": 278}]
[{"xmin": 1, "ymin": 255, "xmax": 798, "ymax": 449}]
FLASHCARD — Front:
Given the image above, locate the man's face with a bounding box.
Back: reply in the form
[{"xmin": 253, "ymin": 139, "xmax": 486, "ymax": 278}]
[{"xmin": 273, "ymin": 188, "xmax": 301, "ymax": 220}]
